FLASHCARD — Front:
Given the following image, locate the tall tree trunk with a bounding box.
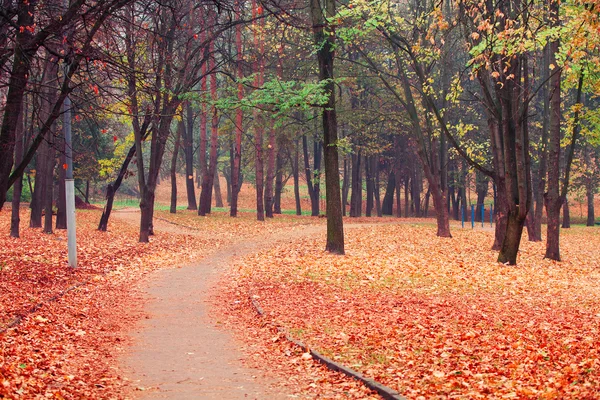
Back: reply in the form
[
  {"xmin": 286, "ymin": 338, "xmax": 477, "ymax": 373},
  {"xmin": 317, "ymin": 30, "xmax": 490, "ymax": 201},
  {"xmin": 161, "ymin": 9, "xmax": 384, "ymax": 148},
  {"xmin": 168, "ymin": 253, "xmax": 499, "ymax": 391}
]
[
  {"xmin": 544, "ymin": 0, "xmax": 562, "ymax": 261},
  {"xmin": 185, "ymin": 102, "xmax": 197, "ymax": 210},
  {"xmin": 264, "ymin": 124, "xmax": 276, "ymax": 217},
  {"xmin": 587, "ymin": 181, "xmax": 595, "ymax": 226},
  {"xmin": 374, "ymin": 157, "xmax": 382, "ymax": 217},
  {"xmin": 350, "ymin": 151, "xmax": 362, "ymax": 217},
  {"xmin": 56, "ymin": 148, "xmax": 67, "ymax": 229},
  {"xmin": 252, "ymin": 0, "xmax": 265, "ymax": 221},
  {"xmin": 0, "ymin": 1, "xmax": 36, "ymax": 209},
  {"xmin": 404, "ymin": 176, "xmax": 410, "ymax": 217},
  {"xmin": 273, "ymin": 145, "xmax": 284, "ymax": 214},
  {"xmin": 533, "ymin": 44, "xmax": 551, "ymax": 241},
  {"xmin": 230, "ymin": 1, "xmax": 244, "ymax": 217},
  {"xmin": 302, "ymin": 134, "xmax": 320, "ymax": 216},
  {"xmin": 10, "ymin": 107, "xmax": 25, "ymax": 238},
  {"xmin": 43, "ymin": 132, "xmax": 56, "ymax": 234},
  {"xmin": 214, "ymin": 167, "xmax": 224, "ymax": 208},
  {"xmin": 562, "ymin": 198, "xmax": 570, "ymax": 228},
  {"xmin": 292, "ymin": 138, "xmax": 302, "ymax": 215},
  {"xmin": 310, "ymin": 0, "xmax": 344, "ymax": 253},
  {"xmin": 170, "ymin": 125, "xmax": 182, "ymax": 213},
  {"xmin": 342, "ymin": 154, "xmax": 350, "ymax": 216},
  {"xmin": 474, "ymin": 172, "xmax": 488, "ymax": 222},
  {"xmin": 366, "ymin": 155, "xmax": 374, "ymax": 217},
  {"xmin": 382, "ymin": 171, "xmax": 395, "ymax": 215},
  {"xmin": 199, "ymin": 47, "xmax": 219, "ymax": 216}
]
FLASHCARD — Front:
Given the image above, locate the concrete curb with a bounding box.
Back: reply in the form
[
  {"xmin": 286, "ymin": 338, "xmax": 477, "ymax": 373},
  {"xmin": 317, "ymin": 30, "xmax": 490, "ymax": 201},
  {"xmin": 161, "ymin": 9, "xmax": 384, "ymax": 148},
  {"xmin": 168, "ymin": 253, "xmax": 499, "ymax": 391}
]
[{"xmin": 249, "ymin": 294, "xmax": 406, "ymax": 400}]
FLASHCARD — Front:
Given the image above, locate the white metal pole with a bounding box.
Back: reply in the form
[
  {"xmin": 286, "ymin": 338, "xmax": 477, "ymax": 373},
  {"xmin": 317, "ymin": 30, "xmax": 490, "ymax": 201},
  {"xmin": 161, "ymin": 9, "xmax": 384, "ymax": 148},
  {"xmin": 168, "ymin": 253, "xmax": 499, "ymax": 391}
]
[
  {"xmin": 66, "ymin": 178, "xmax": 77, "ymax": 267},
  {"xmin": 64, "ymin": 84, "xmax": 77, "ymax": 267}
]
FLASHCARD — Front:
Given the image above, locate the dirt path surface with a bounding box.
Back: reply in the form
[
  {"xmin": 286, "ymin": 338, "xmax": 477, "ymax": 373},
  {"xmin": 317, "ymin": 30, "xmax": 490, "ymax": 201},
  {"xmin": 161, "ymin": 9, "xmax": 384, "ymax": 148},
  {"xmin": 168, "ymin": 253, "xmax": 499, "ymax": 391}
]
[{"xmin": 120, "ymin": 212, "xmax": 326, "ymax": 399}]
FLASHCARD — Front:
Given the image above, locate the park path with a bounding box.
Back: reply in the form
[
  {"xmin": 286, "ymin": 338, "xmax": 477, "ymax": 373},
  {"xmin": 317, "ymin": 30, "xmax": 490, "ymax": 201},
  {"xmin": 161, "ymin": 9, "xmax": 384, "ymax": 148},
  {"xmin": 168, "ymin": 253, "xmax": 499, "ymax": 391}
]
[{"xmin": 118, "ymin": 210, "xmax": 325, "ymax": 399}]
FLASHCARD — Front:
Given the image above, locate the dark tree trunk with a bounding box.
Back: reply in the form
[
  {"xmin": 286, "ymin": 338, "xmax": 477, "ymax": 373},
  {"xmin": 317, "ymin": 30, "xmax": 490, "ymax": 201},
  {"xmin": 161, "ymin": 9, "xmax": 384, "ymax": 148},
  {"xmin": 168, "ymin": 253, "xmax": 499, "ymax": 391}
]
[
  {"xmin": 474, "ymin": 172, "xmax": 488, "ymax": 222},
  {"xmin": 395, "ymin": 179, "xmax": 401, "ymax": 218},
  {"xmin": 56, "ymin": 149, "xmax": 67, "ymax": 229},
  {"xmin": 424, "ymin": 186, "xmax": 431, "ymax": 218},
  {"xmin": 0, "ymin": 1, "xmax": 36, "ymax": 209},
  {"xmin": 544, "ymin": 0, "xmax": 562, "ymax": 261},
  {"xmin": 273, "ymin": 146, "xmax": 284, "ymax": 214},
  {"xmin": 170, "ymin": 124, "xmax": 182, "ymax": 214},
  {"xmin": 214, "ymin": 167, "xmax": 224, "ymax": 208},
  {"xmin": 382, "ymin": 171, "xmax": 395, "ymax": 215},
  {"xmin": 533, "ymin": 44, "xmax": 550, "ymax": 242},
  {"xmin": 587, "ymin": 181, "xmax": 595, "ymax": 226},
  {"xmin": 264, "ymin": 125, "xmax": 276, "ymax": 218},
  {"xmin": 230, "ymin": 3, "xmax": 243, "ymax": 217},
  {"xmin": 404, "ymin": 176, "xmax": 410, "ymax": 217},
  {"xmin": 303, "ymin": 134, "xmax": 321, "ymax": 216},
  {"xmin": 412, "ymin": 170, "xmax": 421, "ymax": 217},
  {"xmin": 43, "ymin": 134, "xmax": 56, "ymax": 234},
  {"xmin": 10, "ymin": 107, "xmax": 25, "ymax": 238},
  {"xmin": 374, "ymin": 157, "xmax": 382, "ymax": 217},
  {"xmin": 185, "ymin": 102, "xmax": 197, "ymax": 210},
  {"xmin": 199, "ymin": 64, "xmax": 219, "ymax": 216},
  {"xmin": 292, "ymin": 139, "xmax": 301, "ymax": 215},
  {"xmin": 311, "ymin": 0, "xmax": 344, "ymax": 253},
  {"xmin": 366, "ymin": 155, "xmax": 374, "ymax": 217},
  {"xmin": 350, "ymin": 151, "xmax": 362, "ymax": 217},
  {"xmin": 562, "ymin": 198, "xmax": 570, "ymax": 229},
  {"xmin": 30, "ymin": 148, "xmax": 46, "ymax": 227}
]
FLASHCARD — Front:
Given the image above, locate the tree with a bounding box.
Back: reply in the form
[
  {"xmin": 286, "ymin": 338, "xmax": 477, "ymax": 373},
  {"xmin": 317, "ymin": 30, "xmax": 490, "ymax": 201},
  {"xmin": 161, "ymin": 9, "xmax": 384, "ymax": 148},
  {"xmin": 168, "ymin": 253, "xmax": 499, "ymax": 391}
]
[{"xmin": 309, "ymin": 0, "xmax": 344, "ymax": 253}]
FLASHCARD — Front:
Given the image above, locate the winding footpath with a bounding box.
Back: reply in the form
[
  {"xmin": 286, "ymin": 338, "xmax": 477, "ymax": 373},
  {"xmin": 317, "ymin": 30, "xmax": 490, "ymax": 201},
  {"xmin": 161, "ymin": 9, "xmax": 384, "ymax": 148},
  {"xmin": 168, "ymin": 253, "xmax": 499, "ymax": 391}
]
[{"xmin": 119, "ymin": 213, "xmax": 325, "ymax": 399}]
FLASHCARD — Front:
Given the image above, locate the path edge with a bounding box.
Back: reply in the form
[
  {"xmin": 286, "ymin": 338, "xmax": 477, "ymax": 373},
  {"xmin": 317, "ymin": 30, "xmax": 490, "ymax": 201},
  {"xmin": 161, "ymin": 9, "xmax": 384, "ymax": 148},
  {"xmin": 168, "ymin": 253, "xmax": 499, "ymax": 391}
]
[{"xmin": 249, "ymin": 294, "xmax": 406, "ymax": 400}]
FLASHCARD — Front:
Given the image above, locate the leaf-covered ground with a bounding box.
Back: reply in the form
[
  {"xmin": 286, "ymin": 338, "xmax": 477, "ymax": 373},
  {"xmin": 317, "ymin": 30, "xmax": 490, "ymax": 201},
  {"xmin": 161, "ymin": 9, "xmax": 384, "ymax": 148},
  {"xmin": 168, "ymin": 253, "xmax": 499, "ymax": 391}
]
[
  {"xmin": 0, "ymin": 208, "xmax": 327, "ymax": 398},
  {"xmin": 224, "ymin": 222, "xmax": 600, "ymax": 399}
]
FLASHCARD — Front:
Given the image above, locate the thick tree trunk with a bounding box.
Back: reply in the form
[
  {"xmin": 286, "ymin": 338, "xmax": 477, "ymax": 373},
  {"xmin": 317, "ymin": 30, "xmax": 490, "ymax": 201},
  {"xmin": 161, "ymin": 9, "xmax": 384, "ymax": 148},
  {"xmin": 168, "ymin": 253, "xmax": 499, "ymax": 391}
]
[
  {"xmin": 0, "ymin": 1, "xmax": 36, "ymax": 209},
  {"xmin": 498, "ymin": 210, "xmax": 525, "ymax": 264},
  {"xmin": 311, "ymin": 0, "xmax": 344, "ymax": 253},
  {"xmin": 382, "ymin": 171, "xmax": 395, "ymax": 215},
  {"xmin": 199, "ymin": 54, "xmax": 219, "ymax": 216},
  {"xmin": 533, "ymin": 45, "xmax": 550, "ymax": 242},
  {"xmin": 10, "ymin": 108, "xmax": 25, "ymax": 238},
  {"xmin": 350, "ymin": 151, "xmax": 362, "ymax": 217},
  {"xmin": 185, "ymin": 102, "xmax": 197, "ymax": 210},
  {"xmin": 587, "ymin": 182, "xmax": 595, "ymax": 226},
  {"xmin": 544, "ymin": 0, "xmax": 562, "ymax": 261}
]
